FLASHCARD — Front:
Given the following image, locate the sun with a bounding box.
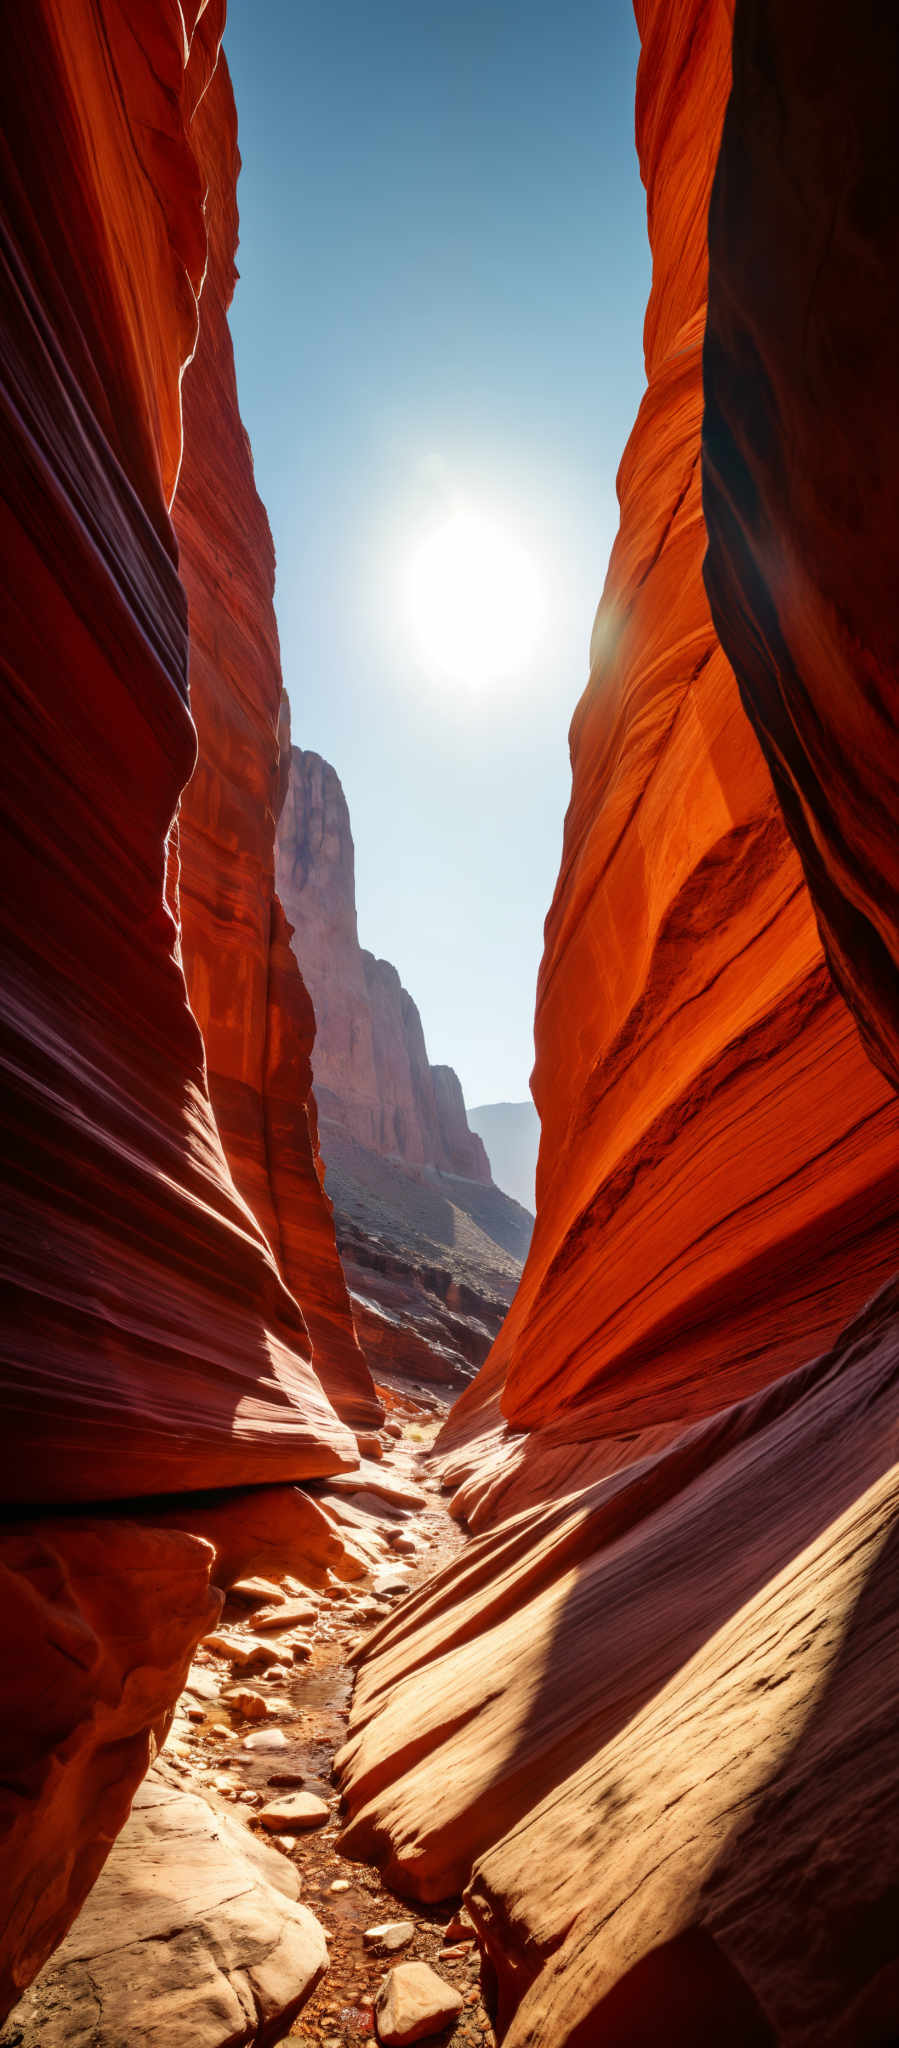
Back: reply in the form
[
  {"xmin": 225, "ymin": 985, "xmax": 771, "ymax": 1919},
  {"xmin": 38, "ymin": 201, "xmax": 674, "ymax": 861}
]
[{"xmin": 404, "ymin": 509, "xmax": 542, "ymax": 688}]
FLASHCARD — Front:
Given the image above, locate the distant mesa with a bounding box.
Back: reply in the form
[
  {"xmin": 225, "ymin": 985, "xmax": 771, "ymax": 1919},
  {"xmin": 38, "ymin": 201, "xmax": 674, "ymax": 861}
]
[
  {"xmin": 276, "ymin": 743, "xmax": 531, "ymax": 1393},
  {"xmin": 468, "ymin": 1100, "xmax": 539, "ymax": 1215}
]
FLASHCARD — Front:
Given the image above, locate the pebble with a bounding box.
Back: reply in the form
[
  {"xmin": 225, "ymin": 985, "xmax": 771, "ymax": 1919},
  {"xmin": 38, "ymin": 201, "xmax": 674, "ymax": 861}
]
[{"xmin": 362, "ymin": 1920, "xmax": 416, "ymax": 1955}]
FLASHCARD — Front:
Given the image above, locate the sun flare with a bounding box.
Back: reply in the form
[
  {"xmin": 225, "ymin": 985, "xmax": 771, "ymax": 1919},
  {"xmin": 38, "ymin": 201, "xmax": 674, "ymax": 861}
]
[{"xmin": 404, "ymin": 509, "xmax": 542, "ymax": 688}]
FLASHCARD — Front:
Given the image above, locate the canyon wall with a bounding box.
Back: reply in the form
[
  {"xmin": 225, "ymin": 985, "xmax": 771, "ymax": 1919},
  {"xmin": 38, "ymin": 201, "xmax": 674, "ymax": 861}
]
[
  {"xmin": 440, "ymin": 0, "xmax": 899, "ymax": 1464},
  {"xmin": 277, "ymin": 748, "xmax": 491, "ymax": 1183},
  {"xmin": 337, "ymin": 2, "xmax": 899, "ymax": 2040},
  {"xmin": 172, "ymin": 63, "xmax": 380, "ymax": 1436},
  {"xmin": 0, "ymin": 3, "xmax": 368, "ymax": 2012}
]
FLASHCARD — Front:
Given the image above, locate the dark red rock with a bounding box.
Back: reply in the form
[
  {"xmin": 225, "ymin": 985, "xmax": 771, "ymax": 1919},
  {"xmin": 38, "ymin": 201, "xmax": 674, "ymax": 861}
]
[{"xmin": 702, "ymin": 0, "xmax": 899, "ymax": 1093}]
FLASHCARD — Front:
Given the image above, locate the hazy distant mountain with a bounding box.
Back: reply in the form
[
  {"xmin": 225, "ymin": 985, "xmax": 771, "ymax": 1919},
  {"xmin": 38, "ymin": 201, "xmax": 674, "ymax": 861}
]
[{"xmin": 468, "ymin": 1100, "xmax": 539, "ymax": 1215}]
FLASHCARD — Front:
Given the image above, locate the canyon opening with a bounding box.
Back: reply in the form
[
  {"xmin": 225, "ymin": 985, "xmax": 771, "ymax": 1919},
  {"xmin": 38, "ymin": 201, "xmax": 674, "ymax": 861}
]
[{"xmin": 2, "ymin": 5, "xmax": 898, "ymax": 2048}]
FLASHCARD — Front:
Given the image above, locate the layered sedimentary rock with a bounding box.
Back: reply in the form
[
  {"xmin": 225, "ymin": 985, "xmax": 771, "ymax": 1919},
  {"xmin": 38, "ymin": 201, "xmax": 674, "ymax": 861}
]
[
  {"xmin": 276, "ymin": 749, "xmax": 490, "ymax": 1182},
  {"xmin": 444, "ymin": 0, "xmax": 899, "ymax": 1459},
  {"xmin": 337, "ymin": 2, "xmax": 899, "ymax": 2041},
  {"xmin": 340, "ymin": 1282, "xmax": 899, "ymax": 2044},
  {"xmin": 702, "ymin": 1, "xmax": 899, "ymax": 1095},
  {"xmin": 173, "ymin": 69, "xmax": 380, "ymax": 1435},
  {"xmin": 277, "ymin": 747, "xmax": 527, "ymax": 1387},
  {"xmin": 0, "ymin": 0, "xmax": 359, "ymax": 2011},
  {"xmin": 0, "ymin": 0, "xmax": 357, "ymax": 1509}
]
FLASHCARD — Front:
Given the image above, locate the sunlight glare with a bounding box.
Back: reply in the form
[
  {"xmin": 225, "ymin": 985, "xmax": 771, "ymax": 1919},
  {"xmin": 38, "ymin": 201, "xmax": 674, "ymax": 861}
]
[{"xmin": 404, "ymin": 509, "xmax": 542, "ymax": 688}]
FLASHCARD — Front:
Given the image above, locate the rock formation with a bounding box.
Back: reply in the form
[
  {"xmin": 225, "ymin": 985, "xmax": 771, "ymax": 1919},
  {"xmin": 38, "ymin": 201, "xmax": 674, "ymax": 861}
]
[
  {"xmin": 277, "ymin": 747, "xmax": 530, "ymax": 1391},
  {"xmin": 0, "ymin": 1, "xmax": 366, "ymax": 2013},
  {"xmin": 276, "ymin": 748, "xmax": 490, "ymax": 1183},
  {"xmin": 467, "ymin": 1102, "xmax": 539, "ymax": 1214},
  {"xmin": 335, "ymin": 2, "xmax": 899, "ymax": 2041},
  {"xmin": 172, "ymin": 62, "xmax": 380, "ymax": 1437},
  {"xmin": 439, "ymin": 0, "xmax": 899, "ymax": 1464}
]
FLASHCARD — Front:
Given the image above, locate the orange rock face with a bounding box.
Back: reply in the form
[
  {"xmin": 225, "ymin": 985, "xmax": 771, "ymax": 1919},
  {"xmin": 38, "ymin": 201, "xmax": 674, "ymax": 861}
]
[
  {"xmin": 337, "ymin": 3, "xmax": 899, "ymax": 2042},
  {"xmin": 173, "ymin": 62, "xmax": 380, "ymax": 1434},
  {"xmin": 702, "ymin": 2, "xmax": 899, "ymax": 1095},
  {"xmin": 447, "ymin": 0, "xmax": 899, "ymax": 1457}
]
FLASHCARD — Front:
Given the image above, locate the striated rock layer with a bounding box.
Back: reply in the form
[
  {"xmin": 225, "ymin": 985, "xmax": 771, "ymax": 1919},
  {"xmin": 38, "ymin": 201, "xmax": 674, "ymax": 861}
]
[
  {"xmin": 0, "ymin": 0, "xmax": 357, "ymax": 1508},
  {"xmin": 443, "ymin": 0, "xmax": 899, "ymax": 1461},
  {"xmin": 276, "ymin": 749, "xmax": 490, "ymax": 1183},
  {"xmin": 173, "ymin": 65, "xmax": 380, "ymax": 1436},
  {"xmin": 0, "ymin": 0, "xmax": 363, "ymax": 2013},
  {"xmin": 702, "ymin": 1, "xmax": 899, "ymax": 1096},
  {"xmin": 338, "ymin": 2, "xmax": 899, "ymax": 2043}
]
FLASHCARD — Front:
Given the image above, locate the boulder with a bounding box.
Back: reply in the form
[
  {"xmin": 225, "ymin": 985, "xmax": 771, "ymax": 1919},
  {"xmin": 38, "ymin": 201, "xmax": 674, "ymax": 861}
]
[
  {"xmin": 258, "ymin": 1792, "xmax": 330, "ymax": 1833},
  {"xmin": 374, "ymin": 1961, "xmax": 464, "ymax": 2043}
]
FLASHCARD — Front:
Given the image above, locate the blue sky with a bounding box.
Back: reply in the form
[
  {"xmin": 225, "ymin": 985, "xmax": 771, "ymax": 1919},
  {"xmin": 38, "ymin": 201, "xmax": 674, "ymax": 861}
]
[{"xmin": 224, "ymin": 0, "xmax": 649, "ymax": 1108}]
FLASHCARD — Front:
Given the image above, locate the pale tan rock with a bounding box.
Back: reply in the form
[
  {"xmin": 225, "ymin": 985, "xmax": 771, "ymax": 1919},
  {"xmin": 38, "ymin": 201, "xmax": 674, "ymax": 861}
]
[
  {"xmin": 253, "ymin": 1599, "xmax": 318, "ymax": 1632},
  {"xmin": 363, "ymin": 1921, "xmax": 416, "ymax": 1954},
  {"xmin": 228, "ymin": 1576, "xmax": 285, "ymax": 1608},
  {"xmin": 241, "ymin": 1728, "xmax": 290, "ymax": 1754},
  {"xmin": 258, "ymin": 1792, "xmax": 330, "ymax": 1833},
  {"xmin": 5, "ymin": 1774, "xmax": 327, "ymax": 2046},
  {"xmin": 374, "ymin": 1960, "xmax": 463, "ymax": 2043}
]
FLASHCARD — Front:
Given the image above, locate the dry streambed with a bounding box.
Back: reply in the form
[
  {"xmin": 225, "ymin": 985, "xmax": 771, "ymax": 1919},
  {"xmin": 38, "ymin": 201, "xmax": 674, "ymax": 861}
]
[{"xmin": 2, "ymin": 1420, "xmax": 495, "ymax": 2048}]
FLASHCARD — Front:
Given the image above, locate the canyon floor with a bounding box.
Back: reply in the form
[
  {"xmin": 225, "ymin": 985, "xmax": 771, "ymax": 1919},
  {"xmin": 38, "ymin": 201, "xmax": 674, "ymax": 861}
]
[{"xmin": 1, "ymin": 1400, "xmax": 496, "ymax": 2048}]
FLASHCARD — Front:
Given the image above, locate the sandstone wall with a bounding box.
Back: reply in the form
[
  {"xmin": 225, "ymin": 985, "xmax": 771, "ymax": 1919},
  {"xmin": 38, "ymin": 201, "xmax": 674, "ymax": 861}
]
[
  {"xmin": 443, "ymin": 0, "xmax": 899, "ymax": 1458},
  {"xmin": 173, "ymin": 62, "xmax": 380, "ymax": 1434}
]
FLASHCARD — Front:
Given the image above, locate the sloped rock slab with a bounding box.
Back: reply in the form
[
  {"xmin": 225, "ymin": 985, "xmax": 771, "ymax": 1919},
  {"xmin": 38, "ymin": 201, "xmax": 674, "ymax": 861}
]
[{"xmin": 5, "ymin": 1773, "xmax": 328, "ymax": 2047}]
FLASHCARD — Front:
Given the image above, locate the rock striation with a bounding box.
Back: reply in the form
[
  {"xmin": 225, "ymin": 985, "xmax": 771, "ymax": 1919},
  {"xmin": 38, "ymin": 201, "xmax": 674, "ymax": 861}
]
[
  {"xmin": 276, "ymin": 749, "xmax": 490, "ymax": 1183},
  {"xmin": 441, "ymin": 0, "xmax": 899, "ymax": 1461},
  {"xmin": 335, "ymin": 2, "xmax": 899, "ymax": 2042},
  {"xmin": 0, "ymin": 0, "xmax": 364, "ymax": 2014},
  {"xmin": 702, "ymin": 2, "xmax": 899, "ymax": 1098},
  {"xmin": 173, "ymin": 65, "xmax": 380, "ymax": 1436}
]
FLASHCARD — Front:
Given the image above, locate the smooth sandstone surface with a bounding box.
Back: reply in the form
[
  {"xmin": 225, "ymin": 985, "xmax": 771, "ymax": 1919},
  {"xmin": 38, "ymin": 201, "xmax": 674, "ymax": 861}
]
[
  {"xmin": 8, "ymin": 1773, "xmax": 329, "ymax": 2047},
  {"xmin": 441, "ymin": 0, "xmax": 899, "ymax": 1461},
  {"xmin": 0, "ymin": 0, "xmax": 358, "ymax": 1506},
  {"xmin": 703, "ymin": 2, "xmax": 899, "ymax": 1095}
]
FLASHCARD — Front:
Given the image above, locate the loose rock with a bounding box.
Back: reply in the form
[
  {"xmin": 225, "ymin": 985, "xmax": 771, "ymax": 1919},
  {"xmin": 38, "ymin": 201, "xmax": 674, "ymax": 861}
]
[
  {"xmin": 374, "ymin": 1961, "xmax": 463, "ymax": 2043},
  {"xmin": 363, "ymin": 1921, "xmax": 416, "ymax": 1956},
  {"xmin": 258, "ymin": 1791, "xmax": 330, "ymax": 1832}
]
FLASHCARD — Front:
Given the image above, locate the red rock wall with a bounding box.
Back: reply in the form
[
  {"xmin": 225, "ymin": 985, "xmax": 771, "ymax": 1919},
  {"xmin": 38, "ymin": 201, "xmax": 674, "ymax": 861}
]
[
  {"xmin": 446, "ymin": 0, "xmax": 899, "ymax": 1457},
  {"xmin": 172, "ymin": 60, "xmax": 381, "ymax": 1433},
  {"xmin": 337, "ymin": 4, "xmax": 899, "ymax": 2040},
  {"xmin": 0, "ymin": 0, "xmax": 357, "ymax": 1507},
  {"xmin": 277, "ymin": 748, "xmax": 491, "ymax": 1183},
  {"xmin": 0, "ymin": 0, "xmax": 363, "ymax": 2008},
  {"xmin": 702, "ymin": 0, "xmax": 899, "ymax": 1093}
]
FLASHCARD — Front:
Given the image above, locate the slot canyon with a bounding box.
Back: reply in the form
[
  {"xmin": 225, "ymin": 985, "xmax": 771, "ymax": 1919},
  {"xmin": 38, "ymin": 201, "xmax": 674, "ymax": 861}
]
[{"xmin": 1, "ymin": 3, "xmax": 897, "ymax": 2046}]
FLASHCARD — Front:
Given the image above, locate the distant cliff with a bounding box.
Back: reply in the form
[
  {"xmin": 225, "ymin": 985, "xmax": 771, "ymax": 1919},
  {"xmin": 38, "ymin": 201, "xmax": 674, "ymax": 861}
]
[
  {"xmin": 276, "ymin": 745, "xmax": 490, "ymax": 1185},
  {"xmin": 469, "ymin": 1101, "xmax": 539, "ymax": 1214}
]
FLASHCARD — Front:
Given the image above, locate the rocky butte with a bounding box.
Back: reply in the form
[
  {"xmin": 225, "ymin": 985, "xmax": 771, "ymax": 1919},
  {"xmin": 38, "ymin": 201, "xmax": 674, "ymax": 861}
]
[
  {"xmin": 1, "ymin": 1, "xmax": 898, "ymax": 2045},
  {"xmin": 277, "ymin": 746, "xmax": 533, "ymax": 1394}
]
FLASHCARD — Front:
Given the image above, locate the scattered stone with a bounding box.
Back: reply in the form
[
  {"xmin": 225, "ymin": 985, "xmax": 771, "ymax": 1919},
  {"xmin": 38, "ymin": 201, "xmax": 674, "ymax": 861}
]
[
  {"xmin": 439, "ymin": 1942, "xmax": 472, "ymax": 1960},
  {"xmin": 202, "ymin": 1631, "xmax": 281, "ymax": 1672},
  {"xmin": 329, "ymin": 1877, "xmax": 351, "ymax": 1892},
  {"xmin": 267, "ymin": 1769, "xmax": 306, "ymax": 1788},
  {"xmin": 185, "ymin": 1705, "xmax": 205, "ymax": 1723},
  {"xmin": 371, "ymin": 1574, "xmax": 410, "ymax": 1600},
  {"xmin": 241, "ymin": 1726, "xmax": 291, "ymax": 1754},
  {"xmin": 227, "ymin": 1575, "xmax": 284, "ymax": 1607},
  {"xmin": 363, "ymin": 1921, "xmax": 416, "ymax": 1955},
  {"xmin": 374, "ymin": 1961, "xmax": 464, "ymax": 2043},
  {"xmin": 223, "ymin": 1686, "xmax": 269, "ymax": 1720},
  {"xmin": 355, "ymin": 1432, "xmax": 385, "ymax": 1460},
  {"xmin": 253, "ymin": 1599, "xmax": 317, "ymax": 1632},
  {"xmin": 443, "ymin": 1907, "xmax": 474, "ymax": 1941},
  {"xmin": 258, "ymin": 1791, "xmax": 330, "ymax": 1833}
]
